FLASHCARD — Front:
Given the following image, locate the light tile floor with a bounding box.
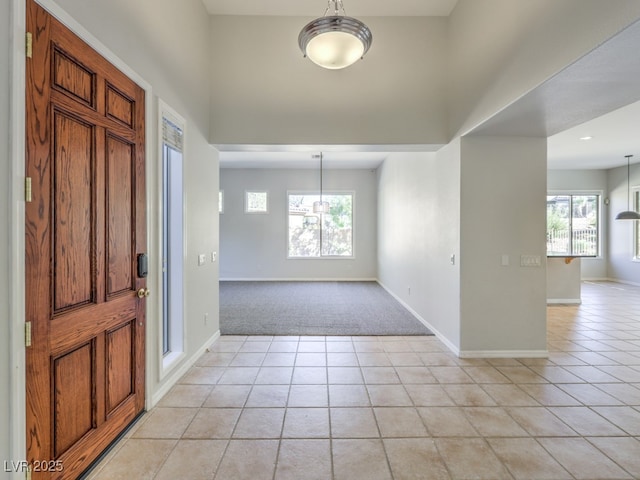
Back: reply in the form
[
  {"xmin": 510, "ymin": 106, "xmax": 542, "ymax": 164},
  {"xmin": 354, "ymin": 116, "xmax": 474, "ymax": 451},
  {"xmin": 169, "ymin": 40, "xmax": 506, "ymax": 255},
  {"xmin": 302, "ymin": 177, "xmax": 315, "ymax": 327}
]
[{"xmin": 87, "ymin": 281, "xmax": 640, "ymax": 479}]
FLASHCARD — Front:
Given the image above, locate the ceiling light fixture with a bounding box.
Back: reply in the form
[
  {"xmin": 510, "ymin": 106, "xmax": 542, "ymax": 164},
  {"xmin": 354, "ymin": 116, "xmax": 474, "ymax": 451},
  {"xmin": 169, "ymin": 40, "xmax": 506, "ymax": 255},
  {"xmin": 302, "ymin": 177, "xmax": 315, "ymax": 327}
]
[
  {"xmin": 313, "ymin": 153, "xmax": 330, "ymax": 214},
  {"xmin": 298, "ymin": 0, "xmax": 372, "ymax": 70},
  {"xmin": 615, "ymin": 154, "xmax": 640, "ymax": 220}
]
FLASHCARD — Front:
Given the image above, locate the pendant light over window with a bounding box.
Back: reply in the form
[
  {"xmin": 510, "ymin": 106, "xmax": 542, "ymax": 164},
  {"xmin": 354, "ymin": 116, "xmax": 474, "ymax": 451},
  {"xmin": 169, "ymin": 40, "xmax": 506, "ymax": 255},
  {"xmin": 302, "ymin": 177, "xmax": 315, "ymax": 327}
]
[
  {"xmin": 313, "ymin": 153, "xmax": 330, "ymax": 214},
  {"xmin": 615, "ymin": 155, "xmax": 640, "ymax": 220},
  {"xmin": 299, "ymin": 0, "xmax": 372, "ymax": 70}
]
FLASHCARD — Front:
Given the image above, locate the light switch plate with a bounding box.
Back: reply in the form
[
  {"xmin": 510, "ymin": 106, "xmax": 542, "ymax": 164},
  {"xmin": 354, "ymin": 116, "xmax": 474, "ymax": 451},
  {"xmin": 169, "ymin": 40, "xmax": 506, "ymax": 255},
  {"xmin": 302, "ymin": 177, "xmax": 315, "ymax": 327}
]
[{"xmin": 198, "ymin": 254, "xmax": 206, "ymax": 266}]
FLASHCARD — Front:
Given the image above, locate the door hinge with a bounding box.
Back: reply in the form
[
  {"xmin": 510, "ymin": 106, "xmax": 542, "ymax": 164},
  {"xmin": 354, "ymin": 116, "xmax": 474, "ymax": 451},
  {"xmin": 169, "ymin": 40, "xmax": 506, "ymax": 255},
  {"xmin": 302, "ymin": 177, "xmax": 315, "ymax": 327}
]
[
  {"xmin": 26, "ymin": 32, "xmax": 33, "ymax": 59},
  {"xmin": 25, "ymin": 322, "xmax": 32, "ymax": 348},
  {"xmin": 25, "ymin": 177, "xmax": 32, "ymax": 203}
]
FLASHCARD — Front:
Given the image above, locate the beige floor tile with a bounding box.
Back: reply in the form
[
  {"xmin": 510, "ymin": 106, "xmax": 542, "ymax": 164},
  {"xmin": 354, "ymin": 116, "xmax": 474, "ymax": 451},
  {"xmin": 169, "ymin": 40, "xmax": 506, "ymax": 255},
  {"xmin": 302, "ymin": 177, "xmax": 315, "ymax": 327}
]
[
  {"xmin": 326, "ymin": 342, "xmax": 356, "ymax": 353},
  {"xmin": 418, "ymin": 407, "xmax": 478, "ymax": 437},
  {"xmin": 443, "ymin": 384, "xmax": 497, "ymax": 406},
  {"xmin": 157, "ymin": 384, "xmax": 213, "ymax": 407},
  {"xmin": 179, "ymin": 366, "xmax": 225, "ymax": 385},
  {"xmin": 562, "ymin": 365, "xmax": 621, "ymax": 383},
  {"xmin": 232, "ymin": 408, "xmax": 285, "ymax": 438},
  {"xmin": 132, "ymin": 408, "xmax": 197, "ymax": 439},
  {"xmin": 295, "ymin": 352, "xmax": 327, "ymax": 366},
  {"xmin": 353, "ymin": 341, "xmax": 386, "ymax": 353},
  {"xmin": 183, "ymin": 408, "xmax": 241, "ymax": 438},
  {"xmin": 274, "ymin": 439, "xmax": 332, "ymax": 480},
  {"xmin": 217, "ymin": 367, "xmax": 260, "ymax": 384},
  {"xmin": 462, "ymin": 366, "xmax": 511, "ymax": 383},
  {"xmin": 154, "ymin": 439, "xmax": 227, "ymax": 480},
  {"xmin": 267, "ymin": 341, "xmax": 298, "ymax": 353},
  {"xmin": 539, "ymin": 437, "xmax": 633, "ymax": 479},
  {"xmin": 395, "ymin": 366, "xmax": 437, "ymax": 384},
  {"xmin": 383, "ymin": 438, "xmax": 450, "ymax": 480},
  {"xmin": 254, "ymin": 366, "xmax": 293, "ymax": 384},
  {"xmin": 387, "ymin": 352, "xmax": 423, "ymax": 366},
  {"xmin": 296, "ymin": 341, "xmax": 326, "ymax": 353},
  {"xmin": 429, "ymin": 366, "xmax": 474, "ymax": 384},
  {"xmin": 599, "ymin": 364, "xmax": 640, "ymax": 382},
  {"xmin": 327, "ymin": 366, "xmax": 364, "ymax": 384},
  {"xmin": 327, "ymin": 351, "xmax": 359, "ymax": 365},
  {"xmin": 282, "ymin": 408, "xmax": 330, "ymax": 438},
  {"xmin": 356, "ymin": 352, "xmax": 391, "ymax": 366},
  {"xmin": 332, "ymin": 439, "xmax": 392, "ymax": 480},
  {"xmin": 405, "ymin": 384, "xmax": 455, "ymax": 406},
  {"xmin": 595, "ymin": 382, "xmax": 640, "ymax": 404},
  {"xmin": 487, "ymin": 438, "xmax": 572, "ymax": 480},
  {"xmin": 481, "ymin": 384, "xmax": 540, "ymax": 406},
  {"xmin": 262, "ymin": 352, "xmax": 296, "ymax": 366},
  {"xmin": 587, "ymin": 436, "xmax": 640, "ymax": 478},
  {"xmin": 367, "ymin": 384, "xmax": 412, "ymax": 406},
  {"xmin": 419, "ymin": 352, "xmax": 460, "ymax": 366},
  {"xmin": 518, "ymin": 383, "xmax": 582, "ymax": 406},
  {"xmin": 328, "ymin": 384, "xmax": 371, "ymax": 407},
  {"xmin": 230, "ymin": 352, "xmax": 266, "ymax": 366},
  {"xmin": 203, "ymin": 384, "xmax": 252, "ymax": 407},
  {"xmin": 462, "ymin": 407, "xmax": 528, "ymax": 437},
  {"xmin": 374, "ymin": 407, "xmax": 428, "ymax": 437},
  {"xmin": 90, "ymin": 439, "xmax": 176, "ymax": 480},
  {"xmin": 291, "ymin": 366, "xmax": 327, "ymax": 384},
  {"xmin": 557, "ymin": 383, "xmax": 623, "ymax": 405},
  {"xmin": 288, "ymin": 384, "xmax": 328, "ymax": 407},
  {"xmin": 330, "ymin": 407, "xmax": 380, "ymax": 438},
  {"xmin": 196, "ymin": 351, "xmax": 235, "ymax": 367},
  {"xmin": 382, "ymin": 340, "xmax": 412, "ymax": 353},
  {"xmin": 246, "ymin": 384, "xmax": 290, "ymax": 407},
  {"xmin": 506, "ymin": 407, "xmax": 577, "ymax": 437},
  {"xmin": 239, "ymin": 341, "xmax": 271, "ymax": 352},
  {"xmin": 527, "ymin": 365, "xmax": 585, "ymax": 383},
  {"xmin": 362, "ymin": 366, "xmax": 401, "ymax": 384},
  {"xmin": 549, "ymin": 406, "xmax": 626, "ymax": 436},
  {"xmin": 435, "ymin": 438, "xmax": 512, "ymax": 480},
  {"xmin": 496, "ymin": 366, "xmax": 548, "ymax": 384},
  {"xmin": 592, "ymin": 406, "xmax": 640, "ymax": 435},
  {"xmin": 214, "ymin": 439, "xmax": 279, "ymax": 480}
]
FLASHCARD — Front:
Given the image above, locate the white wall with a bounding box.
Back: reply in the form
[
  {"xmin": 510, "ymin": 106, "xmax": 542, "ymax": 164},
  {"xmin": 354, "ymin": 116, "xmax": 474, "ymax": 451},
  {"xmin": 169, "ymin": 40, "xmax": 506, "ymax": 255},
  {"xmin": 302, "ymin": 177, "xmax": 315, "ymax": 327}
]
[
  {"xmin": 377, "ymin": 146, "xmax": 461, "ymax": 352},
  {"xmin": 220, "ymin": 168, "xmax": 377, "ymax": 280},
  {"xmin": 448, "ymin": 0, "xmax": 640, "ymax": 137},
  {"xmin": 547, "ymin": 169, "xmax": 608, "ymax": 279},
  {"xmin": 209, "ymin": 16, "xmax": 448, "ymax": 146},
  {"xmin": 608, "ymin": 163, "xmax": 640, "ymax": 284},
  {"xmin": 459, "ymin": 136, "xmax": 548, "ymax": 355}
]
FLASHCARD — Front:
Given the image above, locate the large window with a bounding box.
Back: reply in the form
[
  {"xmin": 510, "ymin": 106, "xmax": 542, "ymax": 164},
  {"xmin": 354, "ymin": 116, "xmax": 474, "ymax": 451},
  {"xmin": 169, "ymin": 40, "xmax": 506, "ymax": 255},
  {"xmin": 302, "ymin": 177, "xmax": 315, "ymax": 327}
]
[
  {"xmin": 288, "ymin": 192, "xmax": 353, "ymax": 258},
  {"xmin": 547, "ymin": 193, "xmax": 600, "ymax": 256}
]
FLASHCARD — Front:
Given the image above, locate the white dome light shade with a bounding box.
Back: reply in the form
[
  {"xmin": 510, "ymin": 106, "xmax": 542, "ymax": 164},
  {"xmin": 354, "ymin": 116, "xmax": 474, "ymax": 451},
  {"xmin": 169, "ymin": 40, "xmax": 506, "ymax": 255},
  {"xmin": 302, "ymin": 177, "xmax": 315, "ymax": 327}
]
[{"xmin": 299, "ymin": 16, "xmax": 372, "ymax": 70}]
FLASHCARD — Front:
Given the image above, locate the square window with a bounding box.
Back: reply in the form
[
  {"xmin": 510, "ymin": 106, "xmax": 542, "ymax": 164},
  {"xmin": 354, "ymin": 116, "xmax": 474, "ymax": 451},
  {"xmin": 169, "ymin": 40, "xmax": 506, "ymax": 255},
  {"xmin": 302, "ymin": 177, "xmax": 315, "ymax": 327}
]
[{"xmin": 245, "ymin": 191, "xmax": 268, "ymax": 214}]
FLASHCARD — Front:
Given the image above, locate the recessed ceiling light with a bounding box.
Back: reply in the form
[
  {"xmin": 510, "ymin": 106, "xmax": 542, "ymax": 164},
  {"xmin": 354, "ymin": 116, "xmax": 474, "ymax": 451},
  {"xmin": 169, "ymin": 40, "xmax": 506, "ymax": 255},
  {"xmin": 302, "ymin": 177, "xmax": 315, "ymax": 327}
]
[{"xmin": 579, "ymin": 136, "xmax": 593, "ymax": 140}]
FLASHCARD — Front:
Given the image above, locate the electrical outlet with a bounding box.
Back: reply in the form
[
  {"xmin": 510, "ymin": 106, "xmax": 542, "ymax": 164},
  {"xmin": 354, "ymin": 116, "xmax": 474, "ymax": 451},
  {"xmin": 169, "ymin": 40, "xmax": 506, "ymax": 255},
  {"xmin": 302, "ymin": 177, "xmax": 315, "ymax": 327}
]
[{"xmin": 211, "ymin": 251, "xmax": 217, "ymax": 262}]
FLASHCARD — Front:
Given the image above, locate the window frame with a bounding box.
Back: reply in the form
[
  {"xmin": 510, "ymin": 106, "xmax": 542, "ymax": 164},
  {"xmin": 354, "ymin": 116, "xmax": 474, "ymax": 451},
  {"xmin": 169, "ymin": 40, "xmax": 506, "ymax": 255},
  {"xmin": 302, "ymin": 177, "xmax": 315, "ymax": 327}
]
[
  {"xmin": 286, "ymin": 190, "xmax": 356, "ymax": 260},
  {"xmin": 634, "ymin": 187, "xmax": 640, "ymax": 261},
  {"xmin": 546, "ymin": 190, "xmax": 602, "ymax": 258},
  {"xmin": 245, "ymin": 190, "xmax": 269, "ymax": 214}
]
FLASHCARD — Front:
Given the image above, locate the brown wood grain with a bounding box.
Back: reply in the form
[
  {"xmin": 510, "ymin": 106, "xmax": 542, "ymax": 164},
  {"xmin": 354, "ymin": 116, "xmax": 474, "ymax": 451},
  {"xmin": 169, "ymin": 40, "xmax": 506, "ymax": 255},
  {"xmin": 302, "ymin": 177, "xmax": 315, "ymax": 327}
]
[{"xmin": 26, "ymin": 1, "xmax": 146, "ymax": 477}]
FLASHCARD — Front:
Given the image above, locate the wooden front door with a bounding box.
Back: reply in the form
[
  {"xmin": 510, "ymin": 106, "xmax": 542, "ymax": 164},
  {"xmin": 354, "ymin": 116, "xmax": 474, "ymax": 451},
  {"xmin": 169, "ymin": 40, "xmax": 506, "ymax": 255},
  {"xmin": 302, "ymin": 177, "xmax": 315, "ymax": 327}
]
[{"xmin": 25, "ymin": 1, "xmax": 147, "ymax": 478}]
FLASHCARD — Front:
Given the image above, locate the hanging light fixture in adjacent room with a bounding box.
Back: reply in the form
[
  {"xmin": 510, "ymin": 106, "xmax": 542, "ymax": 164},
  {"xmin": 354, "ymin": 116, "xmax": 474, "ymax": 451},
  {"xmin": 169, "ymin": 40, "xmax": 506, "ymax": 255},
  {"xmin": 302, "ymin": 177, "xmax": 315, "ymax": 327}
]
[
  {"xmin": 299, "ymin": 0, "xmax": 373, "ymax": 70},
  {"xmin": 313, "ymin": 153, "xmax": 330, "ymax": 214},
  {"xmin": 615, "ymin": 154, "xmax": 640, "ymax": 220}
]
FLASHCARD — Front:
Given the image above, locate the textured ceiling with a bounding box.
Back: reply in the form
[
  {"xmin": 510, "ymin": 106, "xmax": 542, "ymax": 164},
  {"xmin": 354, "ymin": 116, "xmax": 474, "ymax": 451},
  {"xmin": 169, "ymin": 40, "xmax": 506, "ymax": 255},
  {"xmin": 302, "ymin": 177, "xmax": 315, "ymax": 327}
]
[{"xmin": 202, "ymin": 0, "xmax": 459, "ymax": 17}]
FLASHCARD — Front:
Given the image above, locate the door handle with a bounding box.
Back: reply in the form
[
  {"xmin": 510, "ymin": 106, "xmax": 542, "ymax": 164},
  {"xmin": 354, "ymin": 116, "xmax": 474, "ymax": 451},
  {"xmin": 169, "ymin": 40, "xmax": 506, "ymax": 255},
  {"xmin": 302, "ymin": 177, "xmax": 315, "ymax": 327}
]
[{"xmin": 137, "ymin": 288, "xmax": 150, "ymax": 298}]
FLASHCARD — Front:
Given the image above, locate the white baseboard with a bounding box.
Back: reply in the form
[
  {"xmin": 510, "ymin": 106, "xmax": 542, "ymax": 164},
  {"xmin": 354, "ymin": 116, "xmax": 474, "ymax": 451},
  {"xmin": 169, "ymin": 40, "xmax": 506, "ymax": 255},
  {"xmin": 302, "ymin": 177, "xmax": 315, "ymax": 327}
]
[
  {"xmin": 547, "ymin": 298, "xmax": 581, "ymax": 305},
  {"xmin": 375, "ymin": 280, "xmax": 461, "ymax": 356},
  {"xmin": 602, "ymin": 277, "xmax": 640, "ymax": 288},
  {"xmin": 149, "ymin": 330, "xmax": 220, "ymax": 408},
  {"xmin": 220, "ymin": 277, "xmax": 378, "ymax": 282},
  {"xmin": 459, "ymin": 349, "xmax": 549, "ymax": 359}
]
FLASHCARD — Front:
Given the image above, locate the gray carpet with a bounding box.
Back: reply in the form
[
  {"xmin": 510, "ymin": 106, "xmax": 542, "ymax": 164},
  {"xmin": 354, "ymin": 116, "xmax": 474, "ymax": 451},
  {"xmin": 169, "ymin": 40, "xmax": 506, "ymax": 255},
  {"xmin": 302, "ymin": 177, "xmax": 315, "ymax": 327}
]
[{"xmin": 220, "ymin": 281, "xmax": 433, "ymax": 336}]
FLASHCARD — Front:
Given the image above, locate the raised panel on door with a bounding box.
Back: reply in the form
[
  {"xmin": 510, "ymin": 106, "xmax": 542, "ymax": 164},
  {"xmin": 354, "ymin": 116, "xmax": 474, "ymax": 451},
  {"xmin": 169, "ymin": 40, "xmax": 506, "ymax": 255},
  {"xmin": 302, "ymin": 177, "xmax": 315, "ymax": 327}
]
[{"xmin": 106, "ymin": 321, "xmax": 134, "ymax": 414}]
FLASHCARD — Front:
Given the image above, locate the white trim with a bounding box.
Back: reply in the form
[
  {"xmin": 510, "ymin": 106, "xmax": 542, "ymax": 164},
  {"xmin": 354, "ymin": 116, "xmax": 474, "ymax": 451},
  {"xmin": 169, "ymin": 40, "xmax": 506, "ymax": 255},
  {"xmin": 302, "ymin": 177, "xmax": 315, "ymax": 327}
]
[
  {"xmin": 157, "ymin": 99, "xmax": 187, "ymax": 381},
  {"xmin": 547, "ymin": 298, "xmax": 582, "ymax": 305},
  {"xmin": 150, "ymin": 330, "xmax": 220, "ymax": 408},
  {"xmin": 9, "ymin": 0, "xmax": 27, "ymax": 472},
  {"xmin": 13, "ymin": 0, "xmax": 156, "ymax": 452},
  {"xmin": 604, "ymin": 277, "xmax": 640, "ymax": 288},
  {"xmin": 458, "ymin": 350, "xmax": 549, "ymax": 359}
]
